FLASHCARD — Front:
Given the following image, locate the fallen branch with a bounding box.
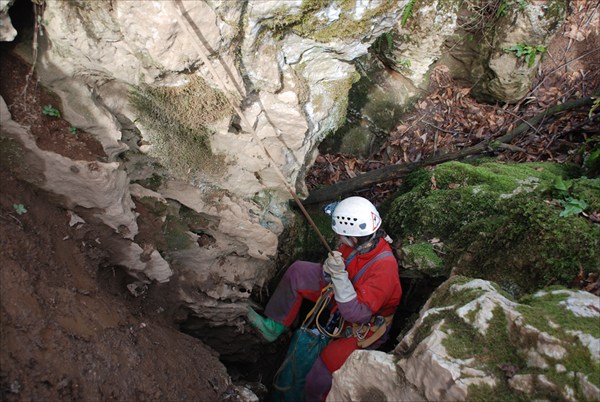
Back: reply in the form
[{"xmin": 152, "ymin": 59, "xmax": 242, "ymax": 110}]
[{"xmin": 303, "ymin": 96, "xmax": 596, "ymax": 205}]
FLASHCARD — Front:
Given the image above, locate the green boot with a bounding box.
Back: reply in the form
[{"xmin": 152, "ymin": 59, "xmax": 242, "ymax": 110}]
[{"xmin": 247, "ymin": 307, "xmax": 287, "ymax": 342}]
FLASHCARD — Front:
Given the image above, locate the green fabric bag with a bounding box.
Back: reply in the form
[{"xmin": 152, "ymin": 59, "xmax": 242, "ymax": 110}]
[{"xmin": 271, "ymin": 327, "xmax": 330, "ymax": 402}]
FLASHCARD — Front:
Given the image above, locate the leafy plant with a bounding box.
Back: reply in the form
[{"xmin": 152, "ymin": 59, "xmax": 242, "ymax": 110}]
[
  {"xmin": 398, "ymin": 58, "xmax": 411, "ymax": 69},
  {"xmin": 496, "ymin": 0, "xmax": 509, "ymax": 17},
  {"xmin": 496, "ymin": 0, "xmax": 528, "ymax": 17},
  {"xmin": 559, "ymin": 197, "xmax": 588, "ymax": 218},
  {"xmin": 589, "ymin": 97, "xmax": 599, "ymax": 118},
  {"xmin": 68, "ymin": 127, "xmax": 77, "ymax": 135},
  {"xmin": 12, "ymin": 204, "xmax": 27, "ymax": 215},
  {"xmin": 552, "ymin": 176, "xmax": 572, "ymax": 197},
  {"xmin": 401, "ymin": 0, "xmax": 416, "ymax": 27},
  {"xmin": 504, "ymin": 43, "xmax": 547, "ymax": 67},
  {"xmin": 549, "ymin": 177, "xmax": 589, "ymax": 218},
  {"xmin": 42, "ymin": 104, "xmax": 60, "ymax": 118},
  {"xmin": 373, "ymin": 32, "xmax": 394, "ymax": 54}
]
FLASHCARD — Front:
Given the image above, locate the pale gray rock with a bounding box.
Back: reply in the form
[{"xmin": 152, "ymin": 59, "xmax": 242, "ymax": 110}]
[
  {"xmin": 329, "ymin": 277, "xmax": 599, "ymax": 401},
  {"xmin": 473, "ymin": 1, "xmax": 566, "ymax": 103},
  {"xmin": 0, "ymin": 95, "xmax": 172, "ymax": 283},
  {"xmin": 0, "ymin": 0, "xmax": 16, "ymax": 42},
  {"xmin": 385, "ymin": 0, "xmax": 460, "ymax": 87}
]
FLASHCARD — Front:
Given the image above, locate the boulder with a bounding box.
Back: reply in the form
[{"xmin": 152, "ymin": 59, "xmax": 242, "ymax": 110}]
[
  {"xmin": 387, "ymin": 160, "xmax": 600, "ymax": 295},
  {"xmin": 329, "ymin": 276, "xmax": 600, "ymax": 401}
]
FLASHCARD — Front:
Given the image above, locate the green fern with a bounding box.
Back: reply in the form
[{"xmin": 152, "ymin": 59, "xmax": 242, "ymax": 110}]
[{"xmin": 401, "ymin": 0, "xmax": 416, "ymax": 27}]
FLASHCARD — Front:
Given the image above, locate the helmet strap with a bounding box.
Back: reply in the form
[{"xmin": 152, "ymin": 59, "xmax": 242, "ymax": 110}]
[{"xmin": 353, "ymin": 232, "xmax": 379, "ymax": 254}]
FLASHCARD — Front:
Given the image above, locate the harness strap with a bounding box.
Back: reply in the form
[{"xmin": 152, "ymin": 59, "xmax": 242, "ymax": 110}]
[
  {"xmin": 351, "ymin": 251, "xmax": 394, "ymax": 284},
  {"xmin": 353, "ymin": 314, "xmax": 395, "ymax": 348},
  {"xmin": 309, "ymin": 250, "xmax": 395, "ymax": 338}
]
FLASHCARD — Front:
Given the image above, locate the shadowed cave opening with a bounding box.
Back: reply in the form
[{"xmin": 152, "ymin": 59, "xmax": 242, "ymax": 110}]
[{"xmin": 178, "ymin": 273, "xmax": 444, "ymax": 399}]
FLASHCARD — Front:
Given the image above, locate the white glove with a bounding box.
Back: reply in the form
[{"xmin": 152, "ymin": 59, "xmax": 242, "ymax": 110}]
[
  {"xmin": 323, "ymin": 251, "xmax": 357, "ymax": 303},
  {"xmin": 323, "ymin": 251, "xmax": 345, "ymax": 275}
]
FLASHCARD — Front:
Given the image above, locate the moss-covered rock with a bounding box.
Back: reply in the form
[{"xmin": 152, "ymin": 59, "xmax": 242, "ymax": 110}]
[
  {"xmin": 394, "ymin": 277, "xmax": 600, "ymax": 401},
  {"xmin": 400, "ymin": 241, "xmax": 444, "ymax": 276},
  {"xmin": 262, "ymin": 0, "xmax": 398, "ymax": 42},
  {"xmin": 387, "ymin": 160, "xmax": 600, "ymax": 295}
]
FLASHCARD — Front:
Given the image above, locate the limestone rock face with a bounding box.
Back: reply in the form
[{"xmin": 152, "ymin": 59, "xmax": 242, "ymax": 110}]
[
  {"xmin": 329, "ymin": 277, "xmax": 600, "ymax": 401},
  {"xmin": 0, "ymin": 0, "xmax": 16, "ymax": 42},
  {"xmin": 0, "ymin": 96, "xmax": 172, "ymax": 283},
  {"xmin": 472, "ymin": 0, "xmax": 567, "ymax": 103},
  {"xmin": 379, "ymin": 0, "xmax": 565, "ymax": 103},
  {"xmin": 383, "ymin": 0, "xmax": 460, "ymax": 88},
  {"xmin": 2, "ymin": 0, "xmax": 406, "ymax": 344}
]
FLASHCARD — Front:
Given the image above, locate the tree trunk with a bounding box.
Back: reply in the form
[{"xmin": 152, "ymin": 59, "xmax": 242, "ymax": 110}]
[{"xmin": 303, "ymin": 96, "xmax": 596, "ymax": 205}]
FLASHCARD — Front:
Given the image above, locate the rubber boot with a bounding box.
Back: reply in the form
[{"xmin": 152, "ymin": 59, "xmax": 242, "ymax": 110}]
[{"xmin": 247, "ymin": 307, "xmax": 287, "ymax": 342}]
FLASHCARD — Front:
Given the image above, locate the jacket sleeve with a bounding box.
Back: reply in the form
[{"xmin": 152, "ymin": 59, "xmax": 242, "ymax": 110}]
[
  {"xmin": 337, "ymin": 258, "xmax": 398, "ymax": 324},
  {"xmin": 337, "ymin": 298, "xmax": 372, "ymax": 324}
]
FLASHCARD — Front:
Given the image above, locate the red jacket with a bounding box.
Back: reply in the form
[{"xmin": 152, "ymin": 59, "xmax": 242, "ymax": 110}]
[
  {"xmin": 338, "ymin": 238, "xmax": 402, "ymax": 318},
  {"xmin": 320, "ymin": 238, "xmax": 402, "ymax": 373}
]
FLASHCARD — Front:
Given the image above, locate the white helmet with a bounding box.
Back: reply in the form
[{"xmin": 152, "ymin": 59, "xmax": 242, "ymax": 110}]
[{"xmin": 327, "ymin": 196, "xmax": 381, "ymax": 237}]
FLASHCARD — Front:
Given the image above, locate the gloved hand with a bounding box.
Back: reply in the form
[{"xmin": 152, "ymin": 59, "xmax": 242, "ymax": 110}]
[
  {"xmin": 323, "ymin": 251, "xmax": 357, "ymax": 303},
  {"xmin": 323, "ymin": 251, "xmax": 345, "ymax": 276}
]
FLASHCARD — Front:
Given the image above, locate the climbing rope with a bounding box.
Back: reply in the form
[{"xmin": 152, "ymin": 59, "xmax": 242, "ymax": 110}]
[{"xmin": 171, "ymin": 0, "xmax": 333, "ymax": 254}]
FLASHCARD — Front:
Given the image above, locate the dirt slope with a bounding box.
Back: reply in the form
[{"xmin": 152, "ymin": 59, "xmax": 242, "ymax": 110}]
[{"xmin": 0, "ymin": 48, "xmax": 233, "ymax": 401}]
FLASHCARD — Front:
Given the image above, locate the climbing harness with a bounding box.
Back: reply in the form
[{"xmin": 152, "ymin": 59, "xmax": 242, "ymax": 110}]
[
  {"xmin": 346, "ymin": 314, "xmax": 395, "ymax": 348},
  {"xmin": 313, "ymin": 250, "xmax": 395, "ymax": 342}
]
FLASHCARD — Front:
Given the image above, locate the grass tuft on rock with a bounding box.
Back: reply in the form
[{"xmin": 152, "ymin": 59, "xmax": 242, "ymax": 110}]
[{"xmin": 130, "ymin": 75, "xmax": 232, "ymax": 179}]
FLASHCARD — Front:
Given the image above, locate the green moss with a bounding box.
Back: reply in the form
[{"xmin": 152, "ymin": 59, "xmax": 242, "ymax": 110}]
[
  {"xmin": 452, "ymin": 195, "xmax": 600, "ymax": 295},
  {"xmin": 427, "ymin": 276, "xmax": 483, "ymax": 309},
  {"xmin": 517, "ymin": 289, "xmax": 600, "ymax": 391},
  {"xmin": 442, "ymin": 307, "xmax": 528, "ymax": 400},
  {"xmin": 570, "ymin": 177, "xmax": 600, "ymax": 211},
  {"xmin": 130, "ymin": 75, "xmax": 231, "ymax": 179},
  {"xmin": 468, "ymin": 383, "xmax": 528, "ymax": 402},
  {"xmin": 401, "ymin": 242, "xmax": 444, "ymax": 274},
  {"xmin": 387, "ymin": 161, "xmax": 600, "ymax": 296},
  {"xmin": 134, "ymin": 174, "xmax": 163, "ymax": 192},
  {"xmin": 262, "ymin": 0, "xmax": 397, "ymax": 42},
  {"xmin": 336, "ymin": 127, "xmax": 372, "ymax": 155},
  {"xmin": 518, "ymin": 289, "xmax": 600, "ymax": 340}
]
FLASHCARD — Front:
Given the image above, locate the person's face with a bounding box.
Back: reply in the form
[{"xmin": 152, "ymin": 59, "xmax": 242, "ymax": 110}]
[{"xmin": 339, "ymin": 235, "xmax": 356, "ymax": 247}]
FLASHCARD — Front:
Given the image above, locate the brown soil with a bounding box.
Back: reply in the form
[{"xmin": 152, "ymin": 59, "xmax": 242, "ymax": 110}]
[
  {"xmin": 0, "ymin": 51, "xmax": 106, "ymax": 162},
  {"xmin": 0, "ymin": 47, "xmax": 234, "ymax": 401}
]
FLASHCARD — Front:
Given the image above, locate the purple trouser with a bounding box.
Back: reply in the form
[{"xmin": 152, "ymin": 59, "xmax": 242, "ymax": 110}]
[
  {"xmin": 264, "ymin": 261, "xmax": 331, "ymax": 400},
  {"xmin": 264, "ymin": 261, "xmax": 390, "ymax": 401},
  {"xmin": 264, "ymin": 260, "xmax": 327, "ymax": 327},
  {"xmin": 305, "ymin": 357, "xmax": 332, "ymax": 402}
]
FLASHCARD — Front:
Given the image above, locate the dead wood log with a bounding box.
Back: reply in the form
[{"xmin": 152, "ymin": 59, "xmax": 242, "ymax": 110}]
[{"xmin": 303, "ymin": 96, "xmax": 596, "ymax": 205}]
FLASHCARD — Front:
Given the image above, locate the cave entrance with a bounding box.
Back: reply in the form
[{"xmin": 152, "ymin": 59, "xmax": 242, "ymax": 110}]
[
  {"xmin": 4, "ymin": 0, "xmax": 36, "ymax": 44},
  {"xmin": 178, "ymin": 273, "xmax": 443, "ymax": 401}
]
